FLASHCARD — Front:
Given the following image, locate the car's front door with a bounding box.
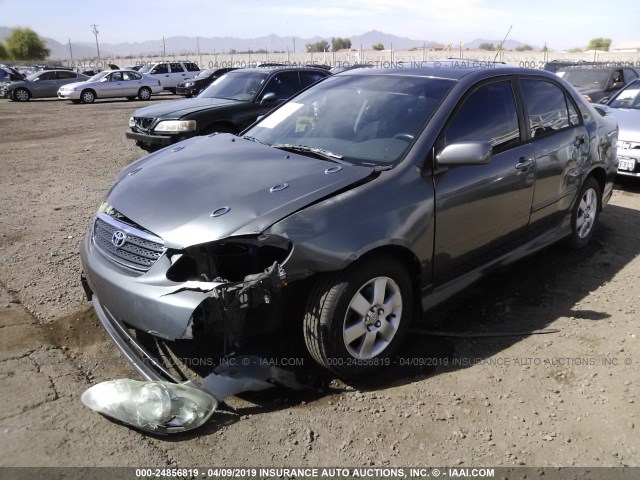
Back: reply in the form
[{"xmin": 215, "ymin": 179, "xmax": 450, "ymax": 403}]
[
  {"xmin": 518, "ymin": 78, "xmax": 589, "ymax": 229},
  {"xmin": 34, "ymin": 71, "xmax": 58, "ymax": 97},
  {"xmin": 149, "ymin": 64, "xmax": 170, "ymax": 88},
  {"xmin": 100, "ymin": 72, "xmax": 124, "ymax": 98},
  {"xmin": 432, "ymin": 79, "xmax": 535, "ymax": 282}
]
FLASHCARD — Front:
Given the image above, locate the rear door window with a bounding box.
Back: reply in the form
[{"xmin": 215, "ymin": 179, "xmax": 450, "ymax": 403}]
[
  {"xmin": 170, "ymin": 63, "xmax": 185, "ymax": 73},
  {"xmin": 300, "ymin": 71, "xmax": 327, "ymax": 88}
]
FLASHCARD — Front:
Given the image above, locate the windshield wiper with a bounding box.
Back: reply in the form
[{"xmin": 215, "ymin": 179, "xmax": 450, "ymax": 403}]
[
  {"xmin": 271, "ymin": 143, "xmax": 351, "ymax": 165},
  {"xmin": 242, "ymin": 135, "xmax": 267, "ymax": 145}
]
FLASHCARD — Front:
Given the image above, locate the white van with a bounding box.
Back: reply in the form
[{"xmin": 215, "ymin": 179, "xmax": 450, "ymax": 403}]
[{"xmin": 139, "ymin": 61, "xmax": 200, "ymax": 92}]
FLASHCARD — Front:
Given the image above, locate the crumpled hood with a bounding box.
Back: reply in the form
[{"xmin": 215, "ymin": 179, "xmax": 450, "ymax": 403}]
[
  {"xmin": 130, "ymin": 97, "xmax": 239, "ymax": 119},
  {"xmin": 108, "ymin": 134, "xmax": 374, "ymax": 249}
]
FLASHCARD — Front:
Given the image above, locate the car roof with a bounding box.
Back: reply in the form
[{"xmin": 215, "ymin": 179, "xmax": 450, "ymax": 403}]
[
  {"xmin": 230, "ymin": 66, "xmax": 330, "ymax": 74},
  {"xmin": 334, "ymin": 63, "xmax": 552, "ymax": 81}
]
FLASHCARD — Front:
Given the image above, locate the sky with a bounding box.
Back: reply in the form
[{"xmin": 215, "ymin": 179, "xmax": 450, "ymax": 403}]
[{"xmin": 0, "ymin": 0, "xmax": 636, "ymax": 50}]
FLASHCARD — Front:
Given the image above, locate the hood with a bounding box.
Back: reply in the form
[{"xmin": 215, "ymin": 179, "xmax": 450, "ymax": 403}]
[
  {"xmin": 131, "ymin": 97, "xmax": 239, "ymax": 119},
  {"xmin": 108, "ymin": 134, "xmax": 374, "ymax": 249},
  {"xmin": 607, "ymin": 108, "xmax": 640, "ymax": 142}
]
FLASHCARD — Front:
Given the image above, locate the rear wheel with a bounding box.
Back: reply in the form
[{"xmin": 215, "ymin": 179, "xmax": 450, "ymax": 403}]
[
  {"xmin": 80, "ymin": 89, "xmax": 95, "ymax": 104},
  {"xmin": 303, "ymin": 257, "xmax": 413, "ymax": 378},
  {"xmin": 13, "ymin": 88, "xmax": 30, "ymax": 102},
  {"xmin": 137, "ymin": 87, "xmax": 152, "ymax": 100},
  {"xmin": 565, "ymin": 176, "xmax": 601, "ymax": 249}
]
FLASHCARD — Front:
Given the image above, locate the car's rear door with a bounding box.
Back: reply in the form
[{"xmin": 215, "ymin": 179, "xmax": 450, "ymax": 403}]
[
  {"xmin": 55, "ymin": 71, "xmax": 79, "ymax": 89},
  {"xmin": 517, "ymin": 77, "xmax": 589, "ymax": 229},
  {"xmin": 169, "ymin": 62, "xmax": 187, "ymax": 88},
  {"xmin": 432, "ymin": 78, "xmax": 535, "ymax": 282},
  {"xmin": 122, "ymin": 71, "xmax": 142, "ymax": 96}
]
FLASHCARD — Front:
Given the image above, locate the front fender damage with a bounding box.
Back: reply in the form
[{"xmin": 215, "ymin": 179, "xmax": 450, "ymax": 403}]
[{"xmin": 163, "ymin": 261, "xmax": 287, "ymax": 339}]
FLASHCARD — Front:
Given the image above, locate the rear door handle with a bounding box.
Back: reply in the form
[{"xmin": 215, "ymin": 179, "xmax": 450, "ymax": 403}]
[{"xmin": 515, "ymin": 157, "xmax": 534, "ymax": 171}]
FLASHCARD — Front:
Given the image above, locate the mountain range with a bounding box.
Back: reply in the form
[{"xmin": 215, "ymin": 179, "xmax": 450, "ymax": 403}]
[{"xmin": 0, "ymin": 27, "xmax": 533, "ymax": 60}]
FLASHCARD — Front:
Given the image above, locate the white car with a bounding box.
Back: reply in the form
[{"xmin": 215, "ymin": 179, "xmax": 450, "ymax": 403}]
[
  {"xmin": 137, "ymin": 61, "xmax": 200, "ymax": 92},
  {"xmin": 57, "ymin": 69, "xmax": 163, "ymax": 104}
]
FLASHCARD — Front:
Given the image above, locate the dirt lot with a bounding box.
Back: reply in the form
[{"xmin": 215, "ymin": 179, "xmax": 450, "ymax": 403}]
[{"xmin": 0, "ymin": 95, "xmax": 638, "ymax": 470}]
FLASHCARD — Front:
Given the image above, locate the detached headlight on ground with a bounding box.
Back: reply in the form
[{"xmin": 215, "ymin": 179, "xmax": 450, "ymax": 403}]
[
  {"xmin": 154, "ymin": 120, "xmax": 196, "ymax": 133},
  {"xmin": 80, "ymin": 379, "xmax": 218, "ymax": 433}
]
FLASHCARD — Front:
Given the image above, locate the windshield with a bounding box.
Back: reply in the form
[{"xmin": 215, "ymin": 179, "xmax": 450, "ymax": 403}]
[
  {"xmin": 196, "ymin": 68, "xmax": 217, "ymax": 78},
  {"xmin": 557, "ymin": 69, "xmax": 610, "ymax": 89},
  {"xmin": 244, "ymin": 74, "xmax": 454, "ymax": 168},
  {"xmin": 609, "ymin": 80, "xmax": 640, "ymax": 109},
  {"xmin": 138, "ymin": 65, "xmax": 152, "ymax": 74},
  {"xmin": 87, "ymin": 71, "xmax": 110, "ymax": 82},
  {"xmin": 199, "ymin": 71, "xmax": 269, "ymax": 100}
]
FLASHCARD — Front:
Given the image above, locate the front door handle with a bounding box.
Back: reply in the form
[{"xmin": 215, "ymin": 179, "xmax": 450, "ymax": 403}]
[{"xmin": 515, "ymin": 157, "xmax": 534, "ymax": 171}]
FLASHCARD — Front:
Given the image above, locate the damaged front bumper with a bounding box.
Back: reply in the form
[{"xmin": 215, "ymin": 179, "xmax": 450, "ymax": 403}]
[{"xmin": 80, "ymin": 229, "xmax": 286, "ymax": 341}]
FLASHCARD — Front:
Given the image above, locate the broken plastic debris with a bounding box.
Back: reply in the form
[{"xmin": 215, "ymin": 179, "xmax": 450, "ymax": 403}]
[{"xmin": 81, "ymin": 379, "xmax": 217, "ymax": 433}]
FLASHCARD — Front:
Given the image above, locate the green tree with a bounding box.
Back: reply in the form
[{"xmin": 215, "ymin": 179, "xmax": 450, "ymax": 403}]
[
  {"xmin": 5, "ymin": 27, "xmax": 50, "ymax": 60},
  {"xmin": 478, "ymin": 42, "xmax": 495, "ymax": 51},
  {"xmin": 587, "ymin": 37, "xmax": 612, "ymax": 51},
  {"xmin": 331, "ymin": 37, "xmax": 352, "ymax": 51},
  {"xmin": 305, "ymin": 40, "xmax": 330, "ymax": 53},
  {"xmin": 515, "ymin": 44, "xmax": 533, "ymax": 52},
  {"xmin": 372, "ymin": 43, "xmax": 384, "ymax": 51},
  {"xmin": 0, "ymin": 42, "xmax": 8, "ymax": 59}
]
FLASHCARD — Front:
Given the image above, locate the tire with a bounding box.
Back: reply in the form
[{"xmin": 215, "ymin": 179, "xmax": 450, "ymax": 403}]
[
  {"xmin": 12, "ymin": 88, "xmax": 30, "ymax": 102},
  {"xmin": 565, "ymin": 176, "xmax": 601, "ymax": 249},
  {"xmin": 137, "ymin": 87, "xmax": 152, "ymax": 101},
  {"xmin": 303, "ymin": 257, "xmax": 413, "ymax": 378},
  {"xmin": 80, "ymin": 89, "xmax": 95, "ymax": 104}
]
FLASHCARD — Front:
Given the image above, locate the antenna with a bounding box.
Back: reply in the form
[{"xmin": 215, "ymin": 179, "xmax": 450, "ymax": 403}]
[{"xmin": 494, "ymin": 25, "xmax": 512, "ymax": 62}]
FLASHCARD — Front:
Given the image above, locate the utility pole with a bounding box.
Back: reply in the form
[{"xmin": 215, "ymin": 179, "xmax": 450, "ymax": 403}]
[
  {"xmin": 91, "ymin": 24, "xmax": 100, "ymax": 58},
  {"xmin": 68, "ymin": 38, "xmax": 73, "ymax": 62},
  {"xmin": 162, "ymin": 36, "xmax": 166, "ymax": 57}
]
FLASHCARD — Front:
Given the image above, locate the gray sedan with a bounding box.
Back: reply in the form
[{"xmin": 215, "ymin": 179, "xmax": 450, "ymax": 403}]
[
  {"xmin": 593, "ymin": 78, "xmax": 640, "ymax": 177},
  {"xmin": 58, "ymin": 69, "xmax": 163, "ymax": 104},
  {"xmin": 1, "ymin": 69, "xmax": 88, "ymax": 101},
  {"xmin": 80, "ymin": 65, "xmax": 618, "ymax": 380}
]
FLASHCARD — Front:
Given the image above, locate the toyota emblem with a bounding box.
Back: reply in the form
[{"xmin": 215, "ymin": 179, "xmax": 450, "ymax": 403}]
[{"xmin": 111, "ymin": 230, "xmax": 127, "ymax": 248}]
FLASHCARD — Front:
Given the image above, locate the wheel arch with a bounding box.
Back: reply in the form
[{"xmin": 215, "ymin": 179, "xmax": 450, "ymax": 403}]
[{"xmin": 586, "ymin": 166, "xmax": 606, "ymax": 209}]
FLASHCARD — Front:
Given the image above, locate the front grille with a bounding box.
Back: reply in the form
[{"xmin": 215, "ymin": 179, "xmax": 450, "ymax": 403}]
[
  {"xmin": 93, "ymin": 213, "xmax": 165, "ymax": 272},
  {"xmin": 133, "ymin": 117, "xmax": 154, "ymax": 132}
]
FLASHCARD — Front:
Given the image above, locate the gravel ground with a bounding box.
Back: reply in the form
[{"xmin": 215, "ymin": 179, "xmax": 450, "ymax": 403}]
[{"xmin": 0, "ymin": 95, "xmax": 638, "ymax": 469}]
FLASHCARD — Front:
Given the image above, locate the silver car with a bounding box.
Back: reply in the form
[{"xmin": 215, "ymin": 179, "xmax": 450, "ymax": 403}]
[
  {"xmin": 80, "ymin": 65, "xmax": 617, "ymax": 380},
  {"xmin": 57, "ymin": 69, "xmax": 163, "ymax": 104},
  {"xmin": 593, "ymin": 78, "xmax": 640, "ymax": 177},
  {"xmin": 1, "ymin": 69, "xmax": 88, "ymax": 101}
]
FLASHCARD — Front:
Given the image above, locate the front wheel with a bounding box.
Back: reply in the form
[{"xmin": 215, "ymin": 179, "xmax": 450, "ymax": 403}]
[
  {"xmin": 13, "ymin": 88, "xmax": 30, "ymax": 102},
  {"xmin": 80, "ymin": 89, "xmax": 95, "ymax": 104},
  {"xmin": 303, "ymin": 257, "xmax": 413, "ymax": 378},
  {"xmin": 565, "ymin": 176, "xmax": 601, "ymax": 249},
  {"xmin": 137, "ymin": 87, "xmax": 152, "ymax": 100}
]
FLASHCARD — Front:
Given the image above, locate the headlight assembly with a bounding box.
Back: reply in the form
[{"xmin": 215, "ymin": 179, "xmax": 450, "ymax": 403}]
[{"xmin": 154, "ymin": 120, "xmax": 197, "ymax": 133}]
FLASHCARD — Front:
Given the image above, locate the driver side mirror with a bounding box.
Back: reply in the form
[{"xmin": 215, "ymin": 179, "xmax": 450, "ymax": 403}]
[
  {"xmin": 260, "ymin": 92, "xmax": 277, "ymax": 106},
  {"xmin": 437, "ymin": 141, "xmax": 492, "ymax": 166}
]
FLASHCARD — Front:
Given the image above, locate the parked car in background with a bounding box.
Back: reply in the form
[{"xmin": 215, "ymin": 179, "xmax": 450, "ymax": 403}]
[
  {"xmin": 138, "ymin": 61, "xmax": 200, "ymax": 92},
  {"xmin": 124, "ymin": 65, "xmax": 143, "ymax": 72},
  {"xmin": 57, "ymin": 69, "xmax": 163, "ymax": 104},
  {"xmin": 557, "ymin": 66, "xmax": 639, "ymax": 102},
  {"xmin": 0, "ymin": 66, "xmax": 26, "ymax": 82},
  {"xmin": 593, "ymin": 78, "xmax": 640, "ymax": 178},
  {"xmin": 176, "ymin": 67, "xmax": 237, "ymax": 97},
  {"xmin": 126, "ymin": 66, "xmax": 330, "ymax": 151},
  {"xmin": 1, "ymin": 70, "xmax": 88, "ymax": 101},
  {"xmin": 82, "ymin": 65, "xmax": 617, "ymax": 382}
]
